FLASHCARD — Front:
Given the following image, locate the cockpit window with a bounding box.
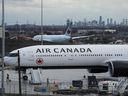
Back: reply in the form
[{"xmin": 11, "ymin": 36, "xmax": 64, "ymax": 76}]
[{"xmin": 8, "ymin": 53, "xmax": 18, "ymax": 57}]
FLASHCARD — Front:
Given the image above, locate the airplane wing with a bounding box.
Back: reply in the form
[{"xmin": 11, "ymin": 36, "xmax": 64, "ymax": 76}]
[{"xmin": 72, "ymin": 35, "xmax": 94, "ymax": 40}]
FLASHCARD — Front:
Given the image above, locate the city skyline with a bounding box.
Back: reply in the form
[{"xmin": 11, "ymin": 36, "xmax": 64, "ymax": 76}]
[{"xmin": 0, "ymin": 0, "xmax": 128, "ymax": 25}]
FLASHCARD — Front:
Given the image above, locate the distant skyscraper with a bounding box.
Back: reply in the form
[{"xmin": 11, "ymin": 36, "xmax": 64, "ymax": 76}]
[
  {"xmin": 99, "ymin": 16, "xmax": 102, "ymax": 26},
  {"xmin": 66, "ymin": 19, "xmax": 70, "ymax": 27},
  {"xmin": 84, "ymin": 18, "xmax": 87, "ymax": 26},
  {"xmin": 102, "ymin": 21, "xmax": 105, "ymax": 27},
  {"xmin": 122, "ymin": 19, "xmax": 128, "ymax": 26},
  {"xmin": 110, "ymin": 18, "xmax": 113, "ymax": 25},
  {"xmin": 114, "ymin": 21, "xmax": 116, "ymax": 25},
  {"xmin": 107, "ymin": 18, "xmax": 109, "ymax": 25},
  {"xmin": 66, "ymin": 19, "xmax": 72, "ymax": 27}
]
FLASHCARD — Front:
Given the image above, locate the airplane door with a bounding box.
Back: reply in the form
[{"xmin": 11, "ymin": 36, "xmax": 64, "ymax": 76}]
[
  {"xmin": 21, "ymin": 50, "xmax": 35, "ymax": 65},
  {"xmin": 27, "ymin": 51, "xmax": 35, "ymax": 62}
]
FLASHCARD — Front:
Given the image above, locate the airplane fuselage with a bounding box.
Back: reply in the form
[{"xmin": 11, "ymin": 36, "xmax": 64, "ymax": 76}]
[
  {"xmin": 33, "ymin": 35, "xmax": 71, "ymax": 44},
  {"xmin": 4, "ymin": 45, "xmax": 128, "ymax": 69}
]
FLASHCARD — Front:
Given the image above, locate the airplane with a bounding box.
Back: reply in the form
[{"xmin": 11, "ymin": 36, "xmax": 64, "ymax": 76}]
[
  {"xmin": 32, "ymin": 27, "xmax": 94, "ymax": 44},
  {"xmin": 4, "ymin": 44, "xmax": 128, "ymax": 78}
]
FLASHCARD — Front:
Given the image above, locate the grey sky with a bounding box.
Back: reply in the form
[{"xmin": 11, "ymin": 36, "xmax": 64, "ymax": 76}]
[{"xmin": 0, "ymin": 0, "xmax": 128, "ymax": 25}]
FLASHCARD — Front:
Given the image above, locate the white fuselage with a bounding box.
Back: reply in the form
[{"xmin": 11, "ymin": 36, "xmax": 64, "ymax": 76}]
[
  {"xmin": 33, "ymin": 35, "xmax": 71, "ymax": 44},
  {"xmin": 4, "ymin": 45, "xmax": 128, "ymax": 69}
]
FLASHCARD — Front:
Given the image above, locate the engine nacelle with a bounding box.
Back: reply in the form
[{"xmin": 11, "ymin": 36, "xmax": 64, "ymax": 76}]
[
  {"xmin": 109, "ymin": 61, "xmax": 128, "ymax": 77},
  {"xmin": 88, "ymin": 66, "xmax": 108, "ymax": 73}
]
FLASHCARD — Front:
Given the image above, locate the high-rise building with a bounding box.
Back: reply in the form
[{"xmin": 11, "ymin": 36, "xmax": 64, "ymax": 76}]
[
  {"xmin": 107, "ymin": 18, "xmax": 109, "ymax": 25},
  {"xmin": 114, "ymin": 21, "xmax": 117, "ymax": 25},
  {"xmin": 110, "ymin": 18, "xmax": 113, "ymax": 25},
  {"xmin": 122, "ymin": 19, "xmax": 128, "ymax": 26},
  {"xmin": 84, "ymin": 18, "xmax": 87, "ymax": 26},
  {"xmin": 66, "ymin": 19, "xmax": 70, "ymax": 27},
  {"xmin": 66, "ymin": 19, "xmax": 72, "ymax": 27},
  {"xmin": 99, "ymin": 16, "xmax": 102, "ymax": 26}
]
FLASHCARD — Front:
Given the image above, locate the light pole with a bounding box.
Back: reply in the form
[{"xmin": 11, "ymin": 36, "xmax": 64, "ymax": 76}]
[
  {"xmin": 41, "ymin": 0, "xmax": 44, "ymax": 45},
  {"xmin": 1, "ymin": 0, "xmax": 5, "ymax": 95},
  {"xmin": 18, "ymin": 50, "xmax": 22, "ymax": 96}
]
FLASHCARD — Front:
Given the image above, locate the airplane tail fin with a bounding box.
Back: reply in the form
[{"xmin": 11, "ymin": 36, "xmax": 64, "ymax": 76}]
[{"xmin": 65, "ymin": 26, "xmax": 72, "ymax": 36}]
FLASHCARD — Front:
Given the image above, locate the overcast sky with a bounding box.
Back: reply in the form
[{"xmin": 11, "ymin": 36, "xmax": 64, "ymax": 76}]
[{"xmin": 0, "ymin": 0, "xmax": 128, "ymax": 25}]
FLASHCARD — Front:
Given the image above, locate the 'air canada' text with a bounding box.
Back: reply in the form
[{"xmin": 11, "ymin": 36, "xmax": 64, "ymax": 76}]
[{"xmin": 36, "ymin": 48, "xmax": 92, "ymax": 53}]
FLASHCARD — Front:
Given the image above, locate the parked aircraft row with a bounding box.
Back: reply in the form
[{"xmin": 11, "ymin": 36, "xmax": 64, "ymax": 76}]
[{"xmin": 4, "ymin": 44, "xmax": 128, "ymax": 78}]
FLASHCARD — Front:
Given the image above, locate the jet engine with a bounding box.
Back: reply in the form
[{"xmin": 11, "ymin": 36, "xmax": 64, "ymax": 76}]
[
  {"xmin": 88, "ymin": 66, "xmax": 108, "ymax": 73},
  {"xmin": 108, "ymin": 61, "xmax": 128, "ymax": 77}
]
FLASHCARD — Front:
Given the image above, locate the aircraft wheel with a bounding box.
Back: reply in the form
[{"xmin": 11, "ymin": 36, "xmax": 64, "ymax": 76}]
[{"xmin": 23, "ymin": 75, "xmax": 28, "ymax": 81}]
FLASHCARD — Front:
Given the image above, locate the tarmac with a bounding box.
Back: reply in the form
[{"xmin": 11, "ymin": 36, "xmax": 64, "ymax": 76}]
[{"xmin": 0, "ymin": 58, "xmax": 112, "ymax": 96}]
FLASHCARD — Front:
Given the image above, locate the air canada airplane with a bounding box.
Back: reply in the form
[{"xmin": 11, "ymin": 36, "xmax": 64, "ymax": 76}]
[
  {"xmin": 4, "ymin": 45, "xmax": 128, "ymax": 77},
  {"xmin": 32, "ymin": 27, "xmax": 94, "ymax": 44}
]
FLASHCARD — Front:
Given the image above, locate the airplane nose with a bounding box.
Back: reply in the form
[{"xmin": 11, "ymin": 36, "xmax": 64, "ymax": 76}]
[
  {"xmin": 4, "ymin": 56, "xmax": 10, "ymax": 66},
  {"xmin": 4, "ymin": 56, "xmax": 17, "ymax": 66},
  {"xmin": 32, "ymin": 36, "xmax": 38, "ymax": 41},
  {"xmin": 33, "ymin": 36, "xmax": 41, "ymax": 41},
  {"xmin": 32, "ymin": 37, "xmax": 36, "ymax": 41}
]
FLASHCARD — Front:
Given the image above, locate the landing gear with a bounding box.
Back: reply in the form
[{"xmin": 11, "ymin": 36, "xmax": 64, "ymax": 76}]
[
  {"xmin": 22, "ymin": 68, "xmax": 28, "ymax": 81},
  {"xmin": 23, "ymin": 75, "xmax": 28, "ymax": 81}
]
